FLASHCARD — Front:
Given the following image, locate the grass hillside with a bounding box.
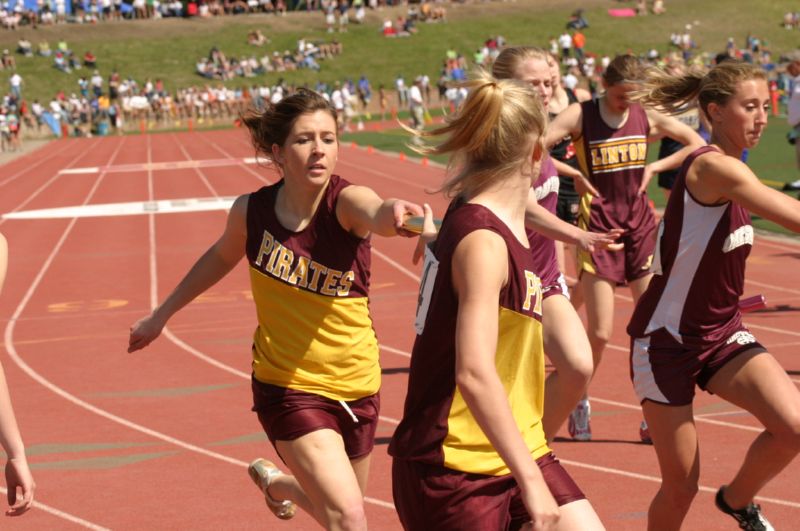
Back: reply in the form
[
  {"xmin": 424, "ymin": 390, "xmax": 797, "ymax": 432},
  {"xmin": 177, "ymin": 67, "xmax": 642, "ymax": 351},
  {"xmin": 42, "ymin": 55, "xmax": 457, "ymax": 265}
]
[
  {"xmin": 4, "ymin": 0, "xmax": 799, "ymax": 235},
  {"xmin": 2, "ymin": 0, "xmax": 799, "ymax": 103}
]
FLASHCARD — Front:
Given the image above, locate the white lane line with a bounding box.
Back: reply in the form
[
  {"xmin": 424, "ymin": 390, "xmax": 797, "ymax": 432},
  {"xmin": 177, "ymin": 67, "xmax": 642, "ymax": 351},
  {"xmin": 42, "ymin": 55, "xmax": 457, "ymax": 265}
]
[
  {"xmin": 171, "ymin": 133, "xmax": 220, "ymax": 197},
  {"xmin": 0, "ymin": 140, "xmax": 73, "ymax": 188},
  {"xmin": 560, "ymin": 460, "xmax": 800, "ymax": 509},
  {"xmin": 0, "ymin": 487, "xmax": 111, "ymax": 531},
  {"xmin": 2, "ymin": 197, "xmax": 237, "ymax": 220},
  {"xmin": 0, "ymin": 140, "xmax": 104, "ymax": 228},
  {"xmin": 57, "ymin": 157, "xmax": 265, "ymax": 176},
  {"xmin": 746, "ymin": 279, "xmax": 800, "ymax": 297},
  {"xmin": 192, "ymin": 132, "xmax": 272, "ymax": 185}
]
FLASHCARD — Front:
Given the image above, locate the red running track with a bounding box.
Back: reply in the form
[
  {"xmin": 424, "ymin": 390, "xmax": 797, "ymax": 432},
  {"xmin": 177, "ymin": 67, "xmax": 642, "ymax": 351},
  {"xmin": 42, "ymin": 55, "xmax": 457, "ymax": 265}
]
[{"xmin": 1, "ymin": 129, "xmax": 799, "ymax": 530}]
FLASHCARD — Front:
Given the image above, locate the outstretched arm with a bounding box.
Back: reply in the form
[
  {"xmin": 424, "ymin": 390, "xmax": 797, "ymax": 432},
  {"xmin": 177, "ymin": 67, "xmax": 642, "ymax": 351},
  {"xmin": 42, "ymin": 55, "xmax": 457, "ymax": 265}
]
[
  {"xmin": 127, "ymin": 194, "xmax": 249, "ymax": 353},
  {"xmin": 0, "ymin": 234, "xmax": 35, "ymax": 516},
  {"xmin": 336, "ymin": 184, "xmax": 424, "ymax": 238},
  {"xmin": 525, "ymin": 189, "xmax": 622, "ymax": 253},
  {"xmin": 452, "ymin": 230, "xmax": 559, "ymax": 530},
  {"xmin": 701, "ymin": 155, "xmax": 800, "ymax": 233},
  {"xmin": 544, "ymin": 102, "xmax": 582, "ymax": 150}
]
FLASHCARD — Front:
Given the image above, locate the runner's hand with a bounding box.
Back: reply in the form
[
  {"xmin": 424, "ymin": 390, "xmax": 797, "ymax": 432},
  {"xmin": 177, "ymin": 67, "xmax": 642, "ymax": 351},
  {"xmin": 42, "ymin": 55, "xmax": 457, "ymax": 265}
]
[
  {"xmin": 638, "ymin": 164, "xmax": 655, "ymax": 195},
  {"xmin": 573, "ymin": 171, "xmax": 601, "ymax": 198},
  {"xmin": 393, "ymin": 200, "xmax": 425, "ymax": 238},
  {"xmin": 412, "ymin": 203, "xmax": 438, "ymax": 265},
  {"xmin": 128, "ymin": 314, "xmax": 166, "ymax": 353},
  {"xmin": 577, "ymin": 228, "xmax": 625, "ymax": 253},
  {"xmin": 521, "ymin": 481, "xmax": 560, "ymax": 531},
  {"xmin": 5, "ymin": 457, "xmax": 34, "ymax": 516}
]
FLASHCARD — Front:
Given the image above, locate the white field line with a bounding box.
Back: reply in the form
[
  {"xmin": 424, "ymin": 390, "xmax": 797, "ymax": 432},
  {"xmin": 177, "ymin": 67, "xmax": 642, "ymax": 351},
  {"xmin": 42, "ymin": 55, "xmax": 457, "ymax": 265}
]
[
  {"xmin": 0, "ymin": 487, "xmax": 111, "ymax": 531},
  {"xmin": 0, "ymin": 141, "xmax": 104, "ymax": 228},
  {"xmin": 0, "ymin": 141, "xmax": 73, "ymax": 188}
]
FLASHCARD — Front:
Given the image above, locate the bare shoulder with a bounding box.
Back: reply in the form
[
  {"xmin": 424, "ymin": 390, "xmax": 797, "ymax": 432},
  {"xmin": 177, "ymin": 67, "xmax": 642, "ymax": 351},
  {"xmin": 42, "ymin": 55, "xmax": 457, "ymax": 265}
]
[
  {"xmin": 230, "ymin": 193, "xmax": 250, "ymax": 215},
  {"xmin": 452, "ymin": 228, "xmax": 509, "ymax": 287},
  {"xmin": 694, "ymin": 150, "xmax": 749, "ymax": 178}
]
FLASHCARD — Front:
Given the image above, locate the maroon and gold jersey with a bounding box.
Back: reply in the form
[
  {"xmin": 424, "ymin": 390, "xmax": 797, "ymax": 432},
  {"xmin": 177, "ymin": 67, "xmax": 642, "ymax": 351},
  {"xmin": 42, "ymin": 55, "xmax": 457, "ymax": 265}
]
[
  {"xmin": 574, "ymin": 99, "xmax": 657, "ymax": 280},
  {"xmin": 575, "ymin": 99, "xmax": 650, "ymax": 221},
  {"xmin": 389, "ymin": 202, "xmax": 549, "ymax": 476},
  {"xmin": 245, "ymin": 175, "xmax": 380, "ymax": 401}
]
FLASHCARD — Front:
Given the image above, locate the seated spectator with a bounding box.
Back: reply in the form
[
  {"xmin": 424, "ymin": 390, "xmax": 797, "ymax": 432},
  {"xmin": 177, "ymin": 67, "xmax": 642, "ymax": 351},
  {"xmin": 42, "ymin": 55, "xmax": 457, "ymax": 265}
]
[
  {"xmin": 652, "ymin": 0, "xmax": 665, "ymax": 15},
  {"xmin": 382, "ymin": 18, "xmax": 396, "ymax": 37},
  {"xmin": 17, "ymin": 38, "xmax": 33, "ymax": 57},
  {"xmin": 57, "ymin": 40, "xmax": 70, "ymax": 54},
  {"xmin": 40, "ymin": 6, "xmax": 55, "ymax": 24},
  {"xmin": 247, "ymin": 29, "xmax": 268, "ymax": 46},
  {"xmin": 2, "ymin": 50, "xmax": 16, "ymax": 70},
  {"xmin": 1, "ymin": 9, "xmax": 20, "ymax": 30},
  {"xmin": 567, "ymin": 8, "xmax": 588, "ymax": 29},
  {"xmin": 21, "ymin": 9, "xmax": 38, "ymax": 29},
  {"xmin": 84, "ymin": 51, "xmax": 97, "ymax": 69},
  {"xmin": 167, "ymin": 0, "xmax": 184, "ymax": 16},
  {"xmin": 38, "ymin": 41, "xmax": 52, "ymax": 57},
  {"xmin": 400, "ymin": 15, "xmax": 416, "ymax": 34},
  {"xmin": 68, "ymin": 51, "xmax": 82, "ymax": 71},
  {"xmin": 53, "ymin": 51, "xmax": 71, "ymax": 73},
  {"xmin": 783, "ymin": 11, "xmax": 798, "ymax": 30}
]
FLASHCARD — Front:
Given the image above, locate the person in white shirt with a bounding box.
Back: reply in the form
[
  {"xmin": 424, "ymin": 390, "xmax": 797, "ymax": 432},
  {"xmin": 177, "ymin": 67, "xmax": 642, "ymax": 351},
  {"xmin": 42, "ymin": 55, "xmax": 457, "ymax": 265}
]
[
  {"xmin": 9, "ymin": 73, "xmax": 22, "ymax": 100},
  {"xmin": 782, "ymin": 51, "xmax": 800, "ymax": 191},
  {"xmin": 408, "ymin": 77, "xmax": 424, "ymax": 131},
  {"xmin": 558, "ymin": 31, "xmax": 572, "ymax": 61}
]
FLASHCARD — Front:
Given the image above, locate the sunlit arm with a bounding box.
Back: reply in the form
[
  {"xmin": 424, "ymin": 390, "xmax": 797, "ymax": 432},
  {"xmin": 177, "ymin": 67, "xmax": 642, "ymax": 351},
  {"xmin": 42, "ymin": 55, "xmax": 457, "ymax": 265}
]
[
  {"xmin": 127, "ymin": 194, "xmax": 248, "ymax": 352},
  {"xmin": 451, "ymin": 231, "xmax": 558, "ymax": 526},
  {"xmin": 337, "ymin": 184, "xmax": 423, "ymax": 238}
]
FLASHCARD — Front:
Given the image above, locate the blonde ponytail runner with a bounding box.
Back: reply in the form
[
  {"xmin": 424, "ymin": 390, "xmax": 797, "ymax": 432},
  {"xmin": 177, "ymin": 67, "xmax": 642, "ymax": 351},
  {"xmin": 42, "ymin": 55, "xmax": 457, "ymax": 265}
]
[
  {"xmin": 631, "ymin": 65, "xmax": 705, "ymax": 115},
  {"xmin": 632, "ymin": 60, "xmax": 767, "ymax": 119},
  {"xmin": 409, "ymin": 69, "xmax": 547, "ymax": 198}
]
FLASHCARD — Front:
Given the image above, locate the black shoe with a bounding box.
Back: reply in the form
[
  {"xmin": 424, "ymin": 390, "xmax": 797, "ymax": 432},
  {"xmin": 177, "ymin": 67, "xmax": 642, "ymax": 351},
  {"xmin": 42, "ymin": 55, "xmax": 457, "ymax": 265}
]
[
  {"xmin": 782, "ymin": 179, "xmax": 800, "ymax": 191},
  {"xmin": 715, "ymin": 486, "xmax": 774, "ymax": 531}
]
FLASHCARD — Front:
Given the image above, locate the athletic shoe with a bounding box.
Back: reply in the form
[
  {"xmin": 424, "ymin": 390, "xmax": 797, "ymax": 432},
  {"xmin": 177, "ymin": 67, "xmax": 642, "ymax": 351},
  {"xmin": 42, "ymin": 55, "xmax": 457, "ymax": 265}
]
[
  {"xmin": 639, "ymin": 420, "xmax": 653, "ymax": 444},
  {"xmin": 568, "ymin": 400, "xmax": 592, "ymax": 441},
  {"xmin": 248, "ymin": 458, "xmax": 297, "ymax": 520},
  {"xmin": 715, "ymin": 486, "xmax": 774, "ymax": 531},
  {"xmin": 782, "ymin": 179, "xmax": 800, "ymax": 191}
]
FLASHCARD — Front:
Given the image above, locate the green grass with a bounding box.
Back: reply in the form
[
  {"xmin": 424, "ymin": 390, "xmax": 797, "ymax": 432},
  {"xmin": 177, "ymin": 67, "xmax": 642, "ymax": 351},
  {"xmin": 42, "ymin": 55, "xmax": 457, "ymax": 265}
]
[
  {"xmin": 3, "ymin": 0, "xmax": 800, "ymax": 103},
  {"xmin": 3, "ymin": 0, "xmax": 798, "ymax": 234}
]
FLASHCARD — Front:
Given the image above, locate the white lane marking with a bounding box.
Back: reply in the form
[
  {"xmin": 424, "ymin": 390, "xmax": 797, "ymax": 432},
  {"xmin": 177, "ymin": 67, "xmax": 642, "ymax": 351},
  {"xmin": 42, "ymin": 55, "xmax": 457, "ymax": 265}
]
[
  {"xmin": 171, "ymin": 133, "xmax": 220, "ymax": 197},
  {"xmin": 746, "ymin": 279, "xmax": 800, "ymax": 297},
  {"xmin": 0, "ymin": 487, "xmax": 111, "ymax": 531},
  {"xmin": 3, "ymin": 197, "xmax": 237, "ymax": 220},
  {"xmin": 0, "ymin": 141, "xmax": 74, "ymax": 187},
  {"xmin": 0, "ymin": 140, "xmax": 104, "ymax": 228},
  {"xmin": 560, "ymin": 460, "xmax": 800, "ymax": 509},
  {"xmin": 57, "ymin": 157, "xmax": 266, "ymax": 176}
]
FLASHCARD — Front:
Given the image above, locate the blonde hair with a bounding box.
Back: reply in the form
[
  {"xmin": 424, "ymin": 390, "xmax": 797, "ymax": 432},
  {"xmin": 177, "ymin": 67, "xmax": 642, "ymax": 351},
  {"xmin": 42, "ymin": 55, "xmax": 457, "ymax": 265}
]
[
  {"xmin": 633, "ymin": 60, "xmax": 767, "ymax": 117},
  {"xmin": 491, "ymin": 46, "xmax": 552, "ymax": 81},
  {"xmin": 411, "ymin": 70, "xmax": 547, "ymax": 198}
]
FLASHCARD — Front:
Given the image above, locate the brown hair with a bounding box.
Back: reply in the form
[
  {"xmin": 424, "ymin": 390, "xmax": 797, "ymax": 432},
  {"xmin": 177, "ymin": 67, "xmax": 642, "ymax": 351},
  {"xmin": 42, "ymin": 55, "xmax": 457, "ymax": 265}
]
[
  {"xmin": 603, "ymin": 54, "xmax": 645, "ymax": 86},
  {"xmin": 240, "ymin": 89, "xmax": 337, "ymax": 162},
  {"xmin": 410, "ymin": 70, "xmax": 547, "ymax": 198},
  {"xmin": 491, "ymin": 46, "xmax": 552, "ymax": 81},
  {"xmin": 633, "ymin": 60, "xmax": 767, "ymax": 117}
]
